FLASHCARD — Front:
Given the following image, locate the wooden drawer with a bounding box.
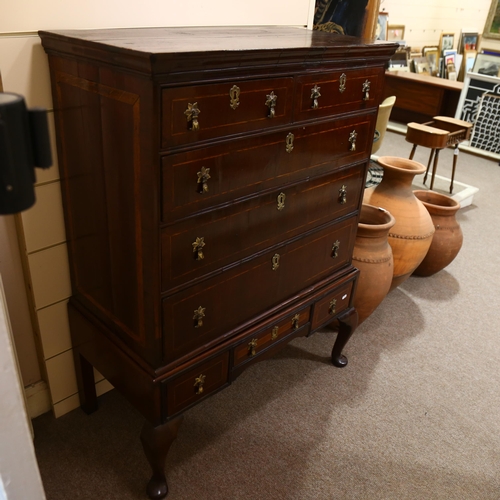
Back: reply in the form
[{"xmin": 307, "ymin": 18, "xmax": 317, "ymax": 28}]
[
  {"xmin": 162, "ymin": 216, "xmax": 357, "ymax": 363},
  {"xmin": 294, "ymin": 67, "xmax": 385, "ymax": 121},
  {"xmin": 310, "ymin": 280, "xmax": 354, "ymax": 331},
  {"xmin": 161, "ymin": 113, "xmax": 375, "ymax": 222},
  {"xmin": 164, "ymin": 351, "xmax": 229, "ymax": 417},
  {"xmin": 161, "ymin": 77, "xmax": 294, "ymax": 148},
  {"xmin": 161, "ymin": 164, "xmax": 364, "ymax": 293},
  {"xmin": 233, "ymin": 307, "xmax": 310, "ymax": 367}
]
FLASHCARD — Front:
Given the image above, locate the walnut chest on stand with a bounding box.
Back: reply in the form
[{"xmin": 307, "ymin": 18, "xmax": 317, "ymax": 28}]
[{"xmin": 39, "ymin": 26, "xmax": 396, "ymax": 498}]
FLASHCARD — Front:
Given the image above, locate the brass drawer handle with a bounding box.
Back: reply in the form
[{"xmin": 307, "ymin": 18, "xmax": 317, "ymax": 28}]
[
  {"xmin": 271, "ymin": 326, "xmax": 279, "ymax": 340},
  {"xmin": 194, "ymin": 374, "xmax": 206, "ymax": 395},
  {"xmin": 184, "ymin": 102, "xmax": 200, "ymax": 131},
  {"xmin": 349, "ymin": 130, "xmax": 357, "ymax": 152},
  {"xmin": 292, "ymin": 314, "xmax": 300, "ymax": 330},
  {"xmin": 272, "ymin": 253, "xmax": 280, "ymax": 271},
  {"xmin": 329, "ymin": 299, "xmax": 337, "ymax": 315},
  {"xmin": 265, "ymin": 91, "xmax": 277, "ymax": 118},
  {"xmin": 193, "ymin": 306, "xmax": 206, "ymax": 328},
  {"xmin": 229, "ymin": 85, "xmax": 240, "ymax": 110},
  {"xmin": 197, "ymin": 166, "xmax": 211, "ymax": 194},
  {"xmin": 277, "ymin": 192, "xmax": 286, "ymax": 211},
  {"xmin": 339, "ymin": 184, "xmax": 347, "ymax": 205},
  {"xmin": 362, "ymin": 80, "xmax": 371, "ymax": 101},
  {"xmin": 331, "ymin": 240, "xmax": 340, "ymax": 258},
  {"xmin": 310, "ymin": 84, "xmax": 321, "ymax": 109},
  {"xmin": 192, "ymin": 237, "xmax": 205, "ymax": 261},
  {"xmin": 339, "ymin": 73, "xmax": 347, "ymax": 93},
  {"xmin": 248, "ymin": 338, "xmax": 258, "ymax": 356},
  {"xmin": 285, "ymin": 132, "xmax": 294, "ymax": 153}
]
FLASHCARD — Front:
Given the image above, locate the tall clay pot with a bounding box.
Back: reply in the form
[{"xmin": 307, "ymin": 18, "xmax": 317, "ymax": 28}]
[
  {"xmin": 353, "ymin": 204, "xmax": 395, "ymax": 324},
  {"xmin": 412, "ymin": 190, "xmax": 463, "ymax": 276},
  {"xmin": 363, "ymin": 156, "xmax": 435, "ymax": 290}
]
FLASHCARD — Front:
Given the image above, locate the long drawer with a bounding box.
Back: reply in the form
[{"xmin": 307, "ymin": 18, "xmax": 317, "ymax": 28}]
[
  {"xmin": 161, "ymin": 113, "xmax": 375, "ymax": 222},
  {"xmin": 161, "ymin": 164, "xmax": 364, "ymax": 293},
  {"xmin": 162, "ymin": 216, "xmax": 357, "ymax": 363}
]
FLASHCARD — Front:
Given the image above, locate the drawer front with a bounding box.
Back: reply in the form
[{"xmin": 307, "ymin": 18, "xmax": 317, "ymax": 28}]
[
  {"xmin": 161, "ymin": 164, "xmax": 364, "ymax": 292},
  {"xmin": 161, "ymin": 77, "xmax": 294, "ymax": 148},
  {"xmin": 294, "ymin": 67, "xmax": 385, "ymax": 121},
  {"xmin": 164, "ymin": 351, "xmax": 229, "ymax": 417},
  {"xmin": 161, "ymin": 113, "xmax": 375, "ymax": 222},
  {"xmin": 162, "ymin": 216, "xmax": 357, "ymax": 362},
  {"xmin": 310, "ymin": 280, "xmax": 354, "ymax": 331},
  {"xmin": 233, "ymin": 307, "xmax": 310, "ymax": 367}
]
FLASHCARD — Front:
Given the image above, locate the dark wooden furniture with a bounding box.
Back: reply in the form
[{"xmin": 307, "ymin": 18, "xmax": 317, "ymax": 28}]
[
  {"xmin": 383, "ymin": 71, "xmax": 464, "ymax": 124},
  {"xmin": 39, "ymin": 27, "xmax": 396, "ymax": 498}
]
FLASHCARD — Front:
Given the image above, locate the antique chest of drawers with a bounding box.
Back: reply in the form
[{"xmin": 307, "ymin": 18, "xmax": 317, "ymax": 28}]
[{"xmin": 39, "ymin": 26, "xmax": 396, "ymax": 498}]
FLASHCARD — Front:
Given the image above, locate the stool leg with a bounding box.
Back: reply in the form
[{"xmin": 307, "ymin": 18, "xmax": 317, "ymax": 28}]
[
  {"xmin": 450, "ymin": 146, "xmax": 459, "ymax": 193},
  {"xmin": 423, "ymin": 149, "xmax": 435, "ymax": 185},
  {"xmin": 430, "ymin": 149, "xmax": 441, "ymax": 191},
  {"xmin": 409, "ymin": 144, "xmax": 417, "ymax": 160}
]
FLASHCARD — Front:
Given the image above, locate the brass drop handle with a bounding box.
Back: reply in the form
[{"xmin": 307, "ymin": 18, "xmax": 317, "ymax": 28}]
[
  {"xmin": 192, "ymin": 237, "xmax": 205, "ymax": 261},
  {"xmin": 248, "ymin": 338, "xmax": 258, "ymax": 356},
  {"xmin": 292, "ymin": 314, "xmax": 300, "ymax": 330},
  {"xmin": 271, "ymin": 326, "xmax": 279, "ymax": 341},
  {"xmin": 285, "ymin": 132, "xmax": 294, "ymax": 153},
  {"xmin": 349, "ymin": 130, "xmax": 357, "ymax": 152},
  {"xmin": 184, "ymin": 102, "xmax": 200, "ymax": 131},
  {"xmin": 194, "ymin": 374, "xmax": 206, "ymax": 395},
  {"xmin": 362, "ymin": 80, "xmax": 371, "ymax": 101},
  {"xmin": 331, "ymin": 240, "xmax": 340, "ymax": 259},
  {"xmin": 310, "ymin": 84, "xmax": 321, "ymax": 109},
  {"xmin": 339, "ymin": 73, "xmax": 347, "ymax": 93},
  {"xmin": 338, "ymin": 185, "xmax": 347, "ymax": 205},
  {"xmin": 265, "ymin": 91, "xmax": 277, "ymax": 118},
  {"xmin": 272, "ymin": 253, "xmax": 280, "ymax": 271},
  {"xmin": 197, "ymin": 166, "xmax": 211, "ymax": 194},
  {"xmin": 329, "ymin": 299, "xmax": 337, "ymax": 315},
  {"xmin": 229, "ymin": 85, "xmax": 240, "ymax": 110},
  {"xmin": 193, "ymin": 306, "xmax": 206, "ymax": 328}
]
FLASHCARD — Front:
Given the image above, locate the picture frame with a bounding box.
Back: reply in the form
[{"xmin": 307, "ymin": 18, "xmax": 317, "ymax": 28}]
[
  {"xmin": 376, "ymin": 12, "xmax": 389, "ymax": 41},
  {"xmin": 460, "ymin": 49, "xmax": 477, "ymax": 80},
  {"xmin": 483, "ymin": 0, "xmax": 500, "ymax": 40},
  {"xmin": 422, "ymin": 47, "xmax": 440, "ymax": 75},
  {"xmin": 413, "ymin": 57, "xmax": 431, "ymax": 75},
  {"xmin": 472, "ymin": 52, "xmax": 500, "ymax": 76},
  {"xmin": 458, "ymin": 31, "xmax": 480, "ymax": 53},
  {"xmin": 387, "ymin": 24, "xmax": 405, "ymax": 42},
  {"xmin": 439, "ymin": 32, "xmax": 455, "ymax": 54}
]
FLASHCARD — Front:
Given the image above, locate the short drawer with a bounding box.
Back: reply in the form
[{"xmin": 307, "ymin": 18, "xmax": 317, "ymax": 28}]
[
  {"xmin": 294, "ymin": 67, "xmax": 385, "ymax": 121},
  {"xmin": 233, "ymin": 307, "xmax": 310, "ymax": 367},
  {"xmin": 310, "ymin": 280, "xmax": 354, "ymax": 331},
  {"xmin": 164, "ymin": 351, "xmax": 229, "ymax": 417},
  {"xmin": 162, "ymin": 216, "xmax": 357, "ymax": 363},
  {"xmin": 161, "ymin": 112, "xmax": 375, "ymax": 222},
  {"xmin": 161, "ymin": 77, "xmax": 294, "ymax": 148},
  {"xmin": 161, "ymin": 164, "xmax": 365, "ymax": 293}
]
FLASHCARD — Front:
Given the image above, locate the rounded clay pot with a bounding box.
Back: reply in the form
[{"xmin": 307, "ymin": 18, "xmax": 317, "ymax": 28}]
[
  {"xmin": 412, "ymin": 190, "xmax": 463, "ymax": 276},
  {"xmin": 353, "ymin": 204, "xmax": 395, "ymax": 324},
  {"xmin": 363, "ymin": 156, "xmax": 435, "ymax": 290}
]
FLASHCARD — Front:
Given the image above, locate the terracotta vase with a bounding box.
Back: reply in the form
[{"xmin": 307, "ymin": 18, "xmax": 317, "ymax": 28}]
[
  {"xmin": 353, "ymin": 204, "xmax": 395, "ymax": 324},
  {"xmin": 412, "ymin": 190, "xmax": 463, "ymax": 276},
  {"xmin": 363, "ymin": 156, "xmax": 435, "ymax": 290}
]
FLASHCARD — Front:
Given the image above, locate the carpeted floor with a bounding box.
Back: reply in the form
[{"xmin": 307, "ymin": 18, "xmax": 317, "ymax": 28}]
[{"xmin": 33, "ymin": 130, "xmax": 500, "ymax": 500}]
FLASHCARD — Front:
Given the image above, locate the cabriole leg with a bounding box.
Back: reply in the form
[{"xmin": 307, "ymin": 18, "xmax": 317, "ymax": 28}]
[{"xmin": 331, "ymin": 307, "xmax": 358, "ymax": 368}]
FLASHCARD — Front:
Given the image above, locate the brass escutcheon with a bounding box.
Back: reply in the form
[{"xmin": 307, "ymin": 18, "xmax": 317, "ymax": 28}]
[
  {"xmin": 193, "ymin": 306, "xmax": 206, "ymax": 328},
  {"xmin": 192, "ymin": 236, "xmax": 205, "ymax": 261},
  {"xmin": 339, "ymin": 185, "xmax": 347, "ymax": 205},
  {"xmin": 310, "ymin": 84, "xmax": 321, "ymax": 109},
  {"xmin": 184, "ymin": 102, "xmax": 200, "ymax": 131},
  {"xmin": 272, "ymin": 253, "xmax": 280, "ymax": 271},
  {"xmin": 229, "ymin": 85, "xmax": 241, "ymax": 110},
  {"xmin": 277, "ymin": 192, "xmax": 286, "ymax": 211},
  {"xmin": 197, "ymin": 166, "xmax": 211, "ymax": 194},
  {"xmin": 194, "ymin": 374, "xmax": 206, "ymax": 395},
  {"xmin": 248, "ymin": 338, "xmax": 258, "ymax": 356},
  {"xmin": 349, "ymin": 130, "xmax": 357, "ymax": 152},
  {"xmin": 362, "ymin": 80, "xmax": 371, "ymax": 101},
  {"xmin": 271, "ymin": 326, "xmax": 279, "ymax": 341},
  {"xmin": 265, "ymin": 91, "xmax": 277, "ymax": 118},
  {"xmin": 339, "ymin": 73, "xmax": 347, "ymax": 93},
  {"xmin": 285, "ymin": 132, "xmax": 294, "ymax": 153},
  {"xmin": 329, "ymin": 299, "xmax": 337, "ymax": 315},
  {"xmin": 292, "ymin": 314, "xmax": 300, "ymax": 330},
  {"xmin": 331, "ymin": 240, "xmax": 340, "ymax": 258}
]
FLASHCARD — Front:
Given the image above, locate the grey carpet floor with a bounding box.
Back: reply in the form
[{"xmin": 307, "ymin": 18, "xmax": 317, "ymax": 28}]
[{"xmin": 33, "ymin": 131, "xmax": 500, "ymax": 500}]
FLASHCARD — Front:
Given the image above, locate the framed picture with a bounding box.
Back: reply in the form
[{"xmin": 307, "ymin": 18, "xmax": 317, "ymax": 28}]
[
  {"xmin": 387, "ymin": 25, "xmax": 405, "ymax": 42},
  {"xmin": 472, "ymin": 52, "xmax": 500, "ymax": 76},
  {"xmin": 413, "ymin": 57, "xmax": 431, "ymax": 74},
  {"xmin": 376, "ymin": 12, "xmax": 389, "ymax": 41},
  {"xmin": 423, "ymin": 47, "xmax": 440, "ymax": 75},
  {"xmin": 458, "ymin": 31, "xmax": 480, "ymax": 53},
  {"xmin": 439, "ymin": 32, "xmax": 455, "ymax": 54},
  {"xmin": 483, "ymin": 0, "xmax": 500, "ymax": 40},
  {"xmin": 460, "ymin": 50, "xmax": 477, "ymax": 79}
]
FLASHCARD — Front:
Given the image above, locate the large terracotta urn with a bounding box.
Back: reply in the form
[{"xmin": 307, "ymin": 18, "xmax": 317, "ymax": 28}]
[
  {"xmin": 363, "ymin": 156, "xmax": 435, "ymax": 290},
  {"xmin": 412, "ymin": 190, "xmax": 463, "ymax": 276},
  {"xmin": 353, "ymin": 204, "xmax": 395, "ymax": 324}
]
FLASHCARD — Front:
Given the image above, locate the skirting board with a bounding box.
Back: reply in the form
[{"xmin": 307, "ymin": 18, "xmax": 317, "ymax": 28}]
[{"xmin": 24, "ymin": 380, "xmax": 51, "ymax": 419}]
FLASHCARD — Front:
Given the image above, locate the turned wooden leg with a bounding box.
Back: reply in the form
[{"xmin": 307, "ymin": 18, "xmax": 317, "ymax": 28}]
[
  {"xmin": 331, "ymin": 307, "xmax": 358, "ymax": 368},
  {"xmin": 423, "ymin": 148, "xmax": 435, "ymax": 185},
  {"xmin": 450, "ymin": 146, "xmax": 459, "ymax": 193},
  {"xmin": 73, "ymin": 351, "xmax": 98, "ymax": 414},
  {"xmin": 409, "ymin": 144, "xmax": 417, "ymax": 160},
  {"xmin": 140, "ymin": 416, "xmax": 184, "ymax": 500},
  {"xmin": 430, "ymin": 149, "xmax": 441, "ymax": 191}
]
